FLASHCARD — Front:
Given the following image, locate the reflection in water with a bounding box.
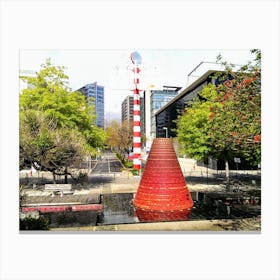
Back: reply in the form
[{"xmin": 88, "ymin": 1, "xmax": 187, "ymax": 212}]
[
  {"xmin": 101, "ymin": 192, "xmax": 261, "ymax": 225},
  {"xmin": 191, "ymin": 191, "xmax": 261, "ymax": 220},
  {"xmin": 43, "ymin": 210, "xmax": 99, "ymax": 228},
  {"xmin": 135, "ymin": 208, "xmax": 192, "ymax": 222},
  {"xmin": 102, "ymin": 193, "xmax": 136, "ymax": 225},
  {"xmin": 38, "ymin": 192, "xmax": 261, "ymax": 228}
]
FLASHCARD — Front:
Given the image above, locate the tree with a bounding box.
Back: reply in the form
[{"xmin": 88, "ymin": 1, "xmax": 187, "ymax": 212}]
[
  {"xmin": 118, "ymin": 120, "xmax": 133, "ymax": 156},
  {"xmin": 176, "ymin": 84, "xmax": 220, "ymax": 162},
  {"xmin": 176, "ymin": 50, "xmax": 261, "ymax": 184},
  {"xmin": 20, "ymin": 59, "xmax": 106, "ymax": 181},
  {"xmin": 210, "ymin": 50, "xmax": 261, "ymax": 176},
  {"xmin": 20, "ymin": 59, "xmax": 94, "ymax": 131},
  {"xmin": 105, "ymin": 120, "xmax": 121, "ymax": 151},
  {"xmin": 105, "ymin": 120, "xmax": 133, "ymax": 156},
  {"xmin": 20, "ymin": 110, "xmax": 88, "ymax": 182}
]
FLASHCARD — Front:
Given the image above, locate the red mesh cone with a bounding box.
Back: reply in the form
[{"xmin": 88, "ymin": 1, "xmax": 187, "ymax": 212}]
[
  {"xmin": 133, "ymin": 138, "xmax": 193, "ymax": 221},
  {"xmin": 134, "ymin": 207, "xmax": 192, "ymax": 222}
]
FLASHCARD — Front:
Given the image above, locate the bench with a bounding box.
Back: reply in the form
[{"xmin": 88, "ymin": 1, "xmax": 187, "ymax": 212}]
[{"xmin": 45, "ymin": 184, "xmax": 72, "ymax": 196}]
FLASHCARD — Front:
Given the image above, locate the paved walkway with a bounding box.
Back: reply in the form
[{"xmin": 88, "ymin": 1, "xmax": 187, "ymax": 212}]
[{"xmin": 51, "ymin": 217, "xmax": 261, "ymax": 232}]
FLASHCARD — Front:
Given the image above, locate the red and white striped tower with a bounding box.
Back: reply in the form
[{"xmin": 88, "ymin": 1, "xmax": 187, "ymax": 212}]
[{"xmin": 130, "ymin": 51, "xmax": 142, "ymax": 170}]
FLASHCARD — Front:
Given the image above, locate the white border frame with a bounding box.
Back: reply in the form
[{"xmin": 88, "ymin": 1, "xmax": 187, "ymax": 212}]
[{"xmin": 1, "ymin": 1, "xmax": 279, "ymax": 279}]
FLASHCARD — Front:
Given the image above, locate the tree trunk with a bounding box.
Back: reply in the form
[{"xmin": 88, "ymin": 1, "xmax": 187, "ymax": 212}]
[
  {"xmin": 225, "ymin": 158, "xmax": 230, "ymax": 189},
  {"xmin": 64, "ymin": 166, "xmax": 68, "ymax": 184},
  {"xmin": 52, "ymin": 172, "xmax": 56, "ymax": 184}
]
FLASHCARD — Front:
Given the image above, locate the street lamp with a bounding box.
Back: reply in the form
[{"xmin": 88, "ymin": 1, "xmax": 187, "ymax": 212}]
[{"xmin": 163, "ymin": 127, "xmax": 168, "ymax": 138}]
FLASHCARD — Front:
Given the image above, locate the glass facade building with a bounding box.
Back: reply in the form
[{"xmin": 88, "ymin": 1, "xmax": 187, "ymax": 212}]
[
  {"xmin": 155, "ymin": 70, "xmax": 233, "ymax": 138},
  {"xmin": 155, "ymin": 71, "xmax": 217, "ymax": 138},
  {"xmin": 77, "ymin": 82, "xmax": 104, "ymax": 128},
  {"xmin": 146, "ymin": 87, "xmax": 181, "ymax": 140}
]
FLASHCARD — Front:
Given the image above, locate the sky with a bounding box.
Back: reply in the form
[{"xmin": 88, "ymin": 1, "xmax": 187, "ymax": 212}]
[{"xmin": 19, "ymin": 49, "xmax": 255, "ymax": 122}]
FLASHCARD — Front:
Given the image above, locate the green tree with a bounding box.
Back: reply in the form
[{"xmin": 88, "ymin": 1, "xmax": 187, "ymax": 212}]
[
  {"xmin": 20, "ymin": 59, "xmax": 94, "ymax": 131},
  {"xmin": 20, "ymin": 59, "xmax": 106, "ymax": 181},
  {"xmin": 20, "ymin": 110, "xmax": 89, "ymax": 182},
  {"xmin": 105, "ymin": 120, "xmax": 133, "ymax": 156},
  {"xmin": 105, "ymin": 120, "xmax": 121, "ymax": 151},
  {"xmin": 118, "ymin": 120, "xmax": 133, "ymax": 156},
  {"xmin": 176, "ymin": 84, "xmax": 220, "ymax": 161},
  {"xmin": 176, "ymin": 50, "xmax": 261, "ymax": 184}
]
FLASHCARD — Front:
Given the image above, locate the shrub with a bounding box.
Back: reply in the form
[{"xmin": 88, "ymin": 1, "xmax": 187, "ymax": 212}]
[{"xmin": 20, "ymin": 216, "xmax": 49, "ymax": 230}]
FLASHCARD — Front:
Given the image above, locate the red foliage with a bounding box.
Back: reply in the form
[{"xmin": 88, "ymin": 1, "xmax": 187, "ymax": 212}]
[
  {"xmin": 223, "ymin": 93, "xmax": 231, "ymax": 101},
  {"xmin": 224, "ymin": 80, "xmax": 232, "ymax": 87},
  {"xmin": 241, "ymin": 77, "xmax": 255, "ymax": 87},
  {"xmin": 253, "ymin": 134, "xmax": 261, "ymax": 142}
]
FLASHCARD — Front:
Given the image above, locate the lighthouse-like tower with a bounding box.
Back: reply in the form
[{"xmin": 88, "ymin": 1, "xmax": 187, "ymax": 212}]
[{"xmin": 130, "ymin": 51, "xmax": 142, "ymax": 171}]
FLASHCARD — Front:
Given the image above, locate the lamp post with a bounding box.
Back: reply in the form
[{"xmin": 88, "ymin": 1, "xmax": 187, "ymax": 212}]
[{"xmin": 163, "ymin": 127, "xmax": 168, "ymax": 138}]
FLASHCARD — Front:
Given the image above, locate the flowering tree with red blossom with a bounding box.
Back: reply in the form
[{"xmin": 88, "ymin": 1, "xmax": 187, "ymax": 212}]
[{"xmin": 177, "ymin": 49, "xmax": 261, "ymax": 184}]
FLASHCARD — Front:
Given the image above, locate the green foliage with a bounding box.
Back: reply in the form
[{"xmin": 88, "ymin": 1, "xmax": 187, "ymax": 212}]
[
  {"xmin": 115, "ymin": 152, "xmax": 122, "ymax": 161},
  {"xmin": 20, "ymin": 110, "xmax": 88, "ymax": 172},
  {"xmin": 210, "ymin": 51, "xmax": 261, "ymax": 165},
  {"xmin": 20, "ymin": 59, "xmax": 106, "ymax": 175},
  {"xmin": 116, "ymin": 152, "xmax": 133, "ymax": 169},
  {"xmin": 20, "ymin": 216, "xmax": 49, "ymax": 230},
  {"xmin": 176, "ymin": 50, "xmax": 261, "ymax": 167},
  {"xmin": 84, "ymin": 125, "xmax": 106, "ymax": 155},
  {"xmin": 105, "ymin": 120, "xmax": 133, "ymax": 156},
  {"xmin": 131, "ymin": 168, "xmax": 139, "ymax": 176},
  {"xmin": 105, "ymin": 120, "xmax": 121, "ymax": 149},
  {"xmin": 176, "ymin": 84, "xmax": 220, "ymax": 161},
  {"xmin": 21, "ymin": 66, "xmax": 92, "ymax": 131}
]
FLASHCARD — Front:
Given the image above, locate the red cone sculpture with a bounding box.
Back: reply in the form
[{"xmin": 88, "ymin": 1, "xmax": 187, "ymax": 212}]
[{"xmin": 133, "ymin": 138, "xmax": 193, "ymax": 222}]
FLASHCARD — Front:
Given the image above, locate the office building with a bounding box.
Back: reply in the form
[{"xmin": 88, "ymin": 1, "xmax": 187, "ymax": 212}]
[
  {"xmin": 144, "ymin": 86, "xmax": 181, "ymax": 150},
  {"xmin": 121, "ymin": 96, "xmax": 134, "ymax": 123},
  {"xmin": 121, "ymin": 95, "xmax": 145, "ymax": 135},
  {"xmin": 77, "ymin": 82, "xmax": 104, "ymax": 129},
  {"xmin": 155, "ymin": 70, "xmax": 220, "ymax": 138}
]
